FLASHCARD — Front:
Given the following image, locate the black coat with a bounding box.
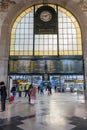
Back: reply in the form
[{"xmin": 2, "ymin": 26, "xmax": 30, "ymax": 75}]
[{"xmin": 0, "ymin": 86, "xmax": 7, "ymax": 99}]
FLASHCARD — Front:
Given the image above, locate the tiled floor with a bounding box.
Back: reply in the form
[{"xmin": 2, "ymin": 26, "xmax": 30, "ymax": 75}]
[{"xmin": 0, "ymin": 91, "xmax": 87, "ymax": 130}]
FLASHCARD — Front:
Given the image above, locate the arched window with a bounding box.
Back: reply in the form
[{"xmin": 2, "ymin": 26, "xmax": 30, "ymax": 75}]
[{"xmin": 10, "ymin": 4, "xmax": 82, "ymax": 56}]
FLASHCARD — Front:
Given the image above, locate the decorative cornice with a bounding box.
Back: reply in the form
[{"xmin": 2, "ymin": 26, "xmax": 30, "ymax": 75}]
[
  {"xmin": 0, "ymin": 0, "xmax": 16, "ymax": 11},
  {"xmin": 79, "ymin": 0, "xmax": 87, "ymax": 11}
]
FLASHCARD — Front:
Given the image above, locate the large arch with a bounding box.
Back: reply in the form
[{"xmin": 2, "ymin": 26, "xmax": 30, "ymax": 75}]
[{"xmin": 0, "ymin": 0, "xmax": 87, "ymax": 98}]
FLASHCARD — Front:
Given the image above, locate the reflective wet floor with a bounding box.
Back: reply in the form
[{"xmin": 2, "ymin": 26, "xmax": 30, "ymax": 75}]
[{"xmin": 0, "ymin": 91, "xmax": 87, "ymax": 130}]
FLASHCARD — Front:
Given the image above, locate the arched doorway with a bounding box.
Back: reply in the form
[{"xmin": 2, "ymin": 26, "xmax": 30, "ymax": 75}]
[{"xmin": 8, "ymin": 4, "xmax": 84, "ymax": 93}]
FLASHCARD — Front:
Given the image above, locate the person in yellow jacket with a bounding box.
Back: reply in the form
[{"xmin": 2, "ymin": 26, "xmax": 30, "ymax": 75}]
[
  {"xmin": 24, "ymin": 83, "xmax": 29, "ymax": 97},
  {"xmin": 18, "ymin": 84, "xmax": 22, "ymax": 97}
]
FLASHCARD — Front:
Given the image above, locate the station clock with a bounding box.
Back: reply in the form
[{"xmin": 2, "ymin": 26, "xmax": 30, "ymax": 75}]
[
  {"xmin": 40, "ymin": 10, "xmax": 52, "ymax": 22},
  {"xmin": 34, "ymin": 6, "xmax": 58, "ymax": 34}
]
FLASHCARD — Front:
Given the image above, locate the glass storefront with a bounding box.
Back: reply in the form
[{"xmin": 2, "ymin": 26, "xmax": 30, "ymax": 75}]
[
  {"xmin": 10, "ymin": 74, "xmax": 84, "ymax": 93},
  {"xmin": 50, "ymin": 75, "xmax": 84, "ymax": 93}
]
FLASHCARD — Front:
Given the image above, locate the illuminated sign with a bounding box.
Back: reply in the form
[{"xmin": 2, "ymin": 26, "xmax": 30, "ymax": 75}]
[
  {"xmin": 75, "ymin": 80, "xmax": 84, "ymax": 83},
  {"xmin": 18, "ymin": 80, "xmax": 28, "ymax": 83},
  {"xmin": 65, "ymin": 80, "xmax": 74, "ymax": 82}
]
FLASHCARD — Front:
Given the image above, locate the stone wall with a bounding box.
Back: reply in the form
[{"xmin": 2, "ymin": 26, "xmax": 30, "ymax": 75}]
[{"xmin": 0, "ymin": 0, "xmax": 87, "ymax": 97}]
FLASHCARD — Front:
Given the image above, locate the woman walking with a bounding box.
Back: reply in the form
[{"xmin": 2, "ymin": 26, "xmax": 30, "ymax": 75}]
[{"xmin": 30, "ymin": 84, "xmax": 36, "ymax": 104}]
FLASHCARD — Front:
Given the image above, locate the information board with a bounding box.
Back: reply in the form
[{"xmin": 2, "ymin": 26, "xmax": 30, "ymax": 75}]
[{"xmin": 9, "ymin": 59, "xmax": 83, "ymax": 74}]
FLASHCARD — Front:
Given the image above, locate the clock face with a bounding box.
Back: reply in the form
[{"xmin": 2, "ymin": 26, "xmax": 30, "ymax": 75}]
[{"xmin": 40, "ymin": 11, "xmax": 52, "ymax": 22}]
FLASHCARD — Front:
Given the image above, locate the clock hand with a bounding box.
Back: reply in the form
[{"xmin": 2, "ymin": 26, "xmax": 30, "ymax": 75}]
[{"xmin": 42, "ymin": 14, "xmax": 49, "ymax": 17}]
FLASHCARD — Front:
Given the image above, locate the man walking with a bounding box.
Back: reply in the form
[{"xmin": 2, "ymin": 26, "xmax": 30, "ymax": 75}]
[
  {"xmin": 18, "ymin": 84, "xmax": 22, "ymax": 97},
  {"xmin": 0, "ymin": 81, "xmax": 7, "ymax": 112},
  {"xmin": 25, "ymin": 83, "xmax": 29, "ymax": 97}
]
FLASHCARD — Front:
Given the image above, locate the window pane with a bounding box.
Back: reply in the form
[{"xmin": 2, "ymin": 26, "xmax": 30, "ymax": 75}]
[{"xmin": 10, "ymin": 5, "xmax": 82, "ymax": 56}]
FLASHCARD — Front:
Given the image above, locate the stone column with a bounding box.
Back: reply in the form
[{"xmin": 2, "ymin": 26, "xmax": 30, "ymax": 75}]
[
  {"xmin": 0, "ymin": 39, "xmax": 9, "ymax": 86},
  {"xmin": 83, "ymin": 57, "xmax": 87, "ymax": 101}
]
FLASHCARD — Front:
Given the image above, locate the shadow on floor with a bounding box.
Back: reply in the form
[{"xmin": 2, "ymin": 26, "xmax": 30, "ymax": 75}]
[{"xmin": 0, "ymin": 115, "xmax": 35, "ymax": 130}]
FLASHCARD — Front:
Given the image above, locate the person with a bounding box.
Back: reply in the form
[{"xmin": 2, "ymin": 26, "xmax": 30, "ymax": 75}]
[
  {"xmin": 24, "ymin": 83, "xmax": 30, "ymax": 97},
  {"xmin": 47, "ymin": 84, "xmax": 52, "ymax": 95},
  {"xmin": 62, "ymin": 86, "xmax": 65, "ymax": 93},
  {"xmin": 28, "ymin": 83, "xmax": 33, "ymax": 103},
  {"xmin": 70, "ymin": 86, "xmax": 73, "ymax": 93},
  {"xmin": 0, "ymin": 81, "xmax": 7, "ymax": 112},
  {"xmin": 11, "ymin": 85, "xmax": 16, "ymax": 96},
  {"xmin": 18, "ymin": 84, "xmax": 22, "ymax": 97},
  {"xmin": 39, "ymin": 84, "xmax": 44, "ymax": 95},
  {"xmin": 9, "ymin": 93, "xmax": 14, "ymax": 103},
  {"xmin": 54, "ymin": 85, "xmax": 57, "ymax": 92},
  {"xmin": 30, "ymin": 84, "xmax": 36, "ymax": 104},
  {"xmin": 37, "ymin": 85, "xmax": 40, "ymax": 94}
]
